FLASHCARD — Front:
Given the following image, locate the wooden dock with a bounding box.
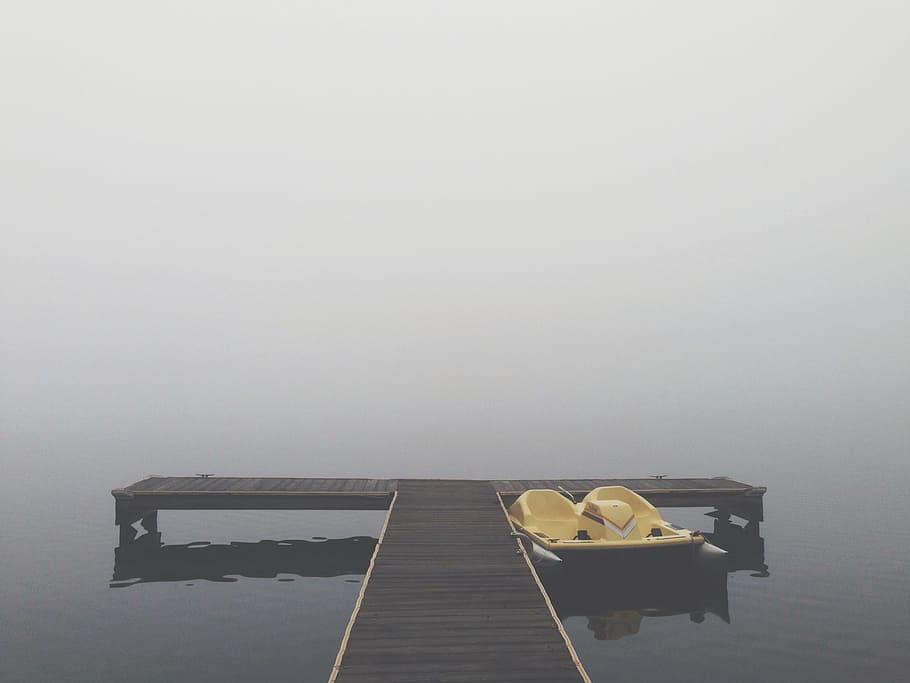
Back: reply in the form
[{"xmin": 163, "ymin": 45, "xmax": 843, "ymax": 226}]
[
  {"xmin": 330, "ymin": 480, "xmax": 587, "ymax": 682},
  {"xmin": 111, "ymin": 475, "xmax": 765, "ymax": 681},
  {"xmin": 114, "ymin": 476, "xmax": 397, "ymax": 510},
  {"xmin": 494, "ymin": 477, "xmax": 765, "ymax": 519},
  {"xmin": 113, "ymin": 476, "xmax": 763, "ymax": 518}
]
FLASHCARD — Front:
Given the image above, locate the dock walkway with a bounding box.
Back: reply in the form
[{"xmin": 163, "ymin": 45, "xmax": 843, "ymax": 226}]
[
  {"xmin": 330, "ymin": 480, "xmax": 587, "ymax": 682},
  {"xmin": 113, "ymin": 476, "xmax": 763, "ymax": 517}
]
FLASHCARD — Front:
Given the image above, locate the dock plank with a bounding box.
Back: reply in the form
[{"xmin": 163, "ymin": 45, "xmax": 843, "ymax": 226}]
[{"xmin": 113, "ymin": 475, "xmax": 764, "ymax": 520}]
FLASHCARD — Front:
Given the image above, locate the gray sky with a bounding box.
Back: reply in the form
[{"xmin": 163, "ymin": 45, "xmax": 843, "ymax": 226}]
[{"xmin": 2, "ymin": 2, "xmax": 908, "ymax": 480}]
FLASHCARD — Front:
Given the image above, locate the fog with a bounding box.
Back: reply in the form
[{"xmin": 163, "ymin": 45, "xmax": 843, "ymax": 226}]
[{"xmin": 2, "ymin": 2, "xmax": 907, "ymax": 484}]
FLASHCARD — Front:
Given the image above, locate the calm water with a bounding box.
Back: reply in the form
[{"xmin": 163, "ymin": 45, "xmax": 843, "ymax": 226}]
[{"xmin": 2, "ymin": 457, "xmax": 909, "ymax": 682}]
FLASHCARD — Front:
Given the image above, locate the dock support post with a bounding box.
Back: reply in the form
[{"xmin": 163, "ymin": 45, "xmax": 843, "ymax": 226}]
[
  {"xmin": 115, "ymin": 500, "xmax": 159, "ymax": 548},
  {"xmin": 119, "ymin": 520, "xmax": 137, "ymax": 547},
  {"xmin": 140, "ymin": 511, "xmax": 158, "ymax": 534}
]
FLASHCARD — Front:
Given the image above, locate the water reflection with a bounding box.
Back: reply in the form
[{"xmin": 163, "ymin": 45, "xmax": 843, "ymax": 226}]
[
  {"xmin": 542, "ymin": 562, "xmax": 730, "ymax": 641},
  {"xmin": 540, "ymin": 508, "xmax": 768, "ymax": 642},
  {"xmin": 109, "ymin": 507, "xmax": 768, "ymax": 648},
  {"xmin": 704, "ymin": 510, "xmax": 769, "ymax": 577},
  {"xmin": 111, "ymin": 535, "xmax": 376, "ymax": 587}
]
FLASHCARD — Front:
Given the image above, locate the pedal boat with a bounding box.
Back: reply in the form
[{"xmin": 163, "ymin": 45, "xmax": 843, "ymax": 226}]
[{"xmin": 507, "ymin": 486, "xmax": 725, "ymax": 566}]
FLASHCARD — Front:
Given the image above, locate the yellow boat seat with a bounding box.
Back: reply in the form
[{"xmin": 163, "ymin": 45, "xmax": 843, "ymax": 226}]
[{"xmin": 509, "ymin": 489, "xmax": 578, "ymax": 541}]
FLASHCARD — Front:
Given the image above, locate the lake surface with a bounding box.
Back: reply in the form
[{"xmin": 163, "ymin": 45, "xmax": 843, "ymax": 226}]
[{"xmin": 2, "ymin": 455, "xmax": 908, "ymax": 682}]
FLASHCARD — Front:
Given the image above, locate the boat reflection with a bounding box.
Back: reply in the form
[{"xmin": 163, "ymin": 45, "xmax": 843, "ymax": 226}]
[
  {"xmin": 111, "ymin": 535, "xmax": 376, "ymax": 587},
  {"xmin": 540, "ymin": 509, "xmax": 769, "ymax": 641},
  {"xmin": 542, "ymin": 561, "xmax": 730, "ymax": 641}
]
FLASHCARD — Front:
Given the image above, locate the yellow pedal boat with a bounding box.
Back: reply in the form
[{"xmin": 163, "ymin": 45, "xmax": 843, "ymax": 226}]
[{"xmin": 507, "ymin": 486, "xmax": 725, "ymax": 565}]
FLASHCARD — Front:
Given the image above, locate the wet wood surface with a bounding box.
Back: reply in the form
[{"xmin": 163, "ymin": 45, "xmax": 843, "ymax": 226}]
[
  {"xmin": 113, "ymin": 476, "xmax": 763, "ymax": 515},
  {"xmin": 329, "ymin": 480, "xmax": 588, "ymax": 682}
]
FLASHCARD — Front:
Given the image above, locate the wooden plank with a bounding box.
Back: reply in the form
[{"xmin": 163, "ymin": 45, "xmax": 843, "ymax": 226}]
[
  {"xmin": 117, "ymin": 477, "xmax": 397, "ymax": 497},
  {"xmin": 112, "ymin": 476, "xmax": 763, "ymax": 518},
  {"xmin": 114, "ymin": 493, "xmax": 394, "ymax": 513},
  {"xmin": 121, "ymin": 476, "xmax": 399, "ymax": 493},
  {"xmin": 118, "ymin": 476, "xmax": 761, "ymax": 498},
  {"xmin": 491, "ymin": 476, "xmax": 759, "ymax": 492}
]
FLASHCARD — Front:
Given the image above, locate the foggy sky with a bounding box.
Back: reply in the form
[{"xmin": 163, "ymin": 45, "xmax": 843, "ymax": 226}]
[{"xmin": 2, "ymin": 2, "xmax": 908, "ymax": 481}]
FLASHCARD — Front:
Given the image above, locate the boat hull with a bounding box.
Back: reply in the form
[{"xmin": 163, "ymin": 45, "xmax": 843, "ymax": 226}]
[
  {"xmin": 530, "ymin": 535, "xmax": 703, "ymax": 570},
  {"xmin": 508, "ymin": 486, "xmax": 727, "ymax": 570}
]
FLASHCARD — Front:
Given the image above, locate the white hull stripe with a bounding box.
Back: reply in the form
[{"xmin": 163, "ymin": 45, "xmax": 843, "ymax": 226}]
[{"xmin": 582, "ymin": 510, "xmax": 638, "ymax": 539}]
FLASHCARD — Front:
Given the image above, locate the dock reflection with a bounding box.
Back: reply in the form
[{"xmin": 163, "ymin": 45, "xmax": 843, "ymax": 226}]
[
  {"xmin": 111, "ymin": 535, "xmax": 376, "ymax": 587},
  {"xmin": 109, "ymin": 507, "xmax": 768, "ymax": 644},
  {"xmin": 704, "ymin": 511, "xmax": 770, "ymax": 577}
]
